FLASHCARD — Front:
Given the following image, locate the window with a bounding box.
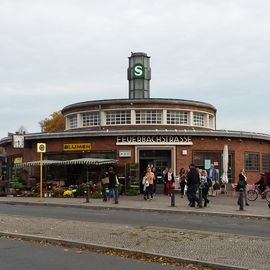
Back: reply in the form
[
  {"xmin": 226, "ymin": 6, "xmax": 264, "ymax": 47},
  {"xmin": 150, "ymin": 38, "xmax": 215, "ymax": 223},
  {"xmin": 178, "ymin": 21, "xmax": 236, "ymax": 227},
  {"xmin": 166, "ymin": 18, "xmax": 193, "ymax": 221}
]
[
  {"xmin": 193, "ymin": 112, "xmax": 205, "ymax": 127},
  {"xmin": 68, "ymin": 115, "xmax": 77, "ymax": 129},
  {"xmin": 136, "ymin": 110, "xmax": 162, "ymax": 124},
  {"xmin": 106, "ymin": 111, "xmax": 131, "ymax": 125},
  {"xmin": 245, "ymin": 152, "xmax": 260, "ymax": 171},
  {"xmin": 262, "ymin": 153, "xmax": 270, "ymax": 172},
  {"xmin": 167, "ymin": 111, "xmax": 188, "ymax": 125},
  {"xmin": 82, "ymin": 112, "xmax": 100, "ymax": 127}
]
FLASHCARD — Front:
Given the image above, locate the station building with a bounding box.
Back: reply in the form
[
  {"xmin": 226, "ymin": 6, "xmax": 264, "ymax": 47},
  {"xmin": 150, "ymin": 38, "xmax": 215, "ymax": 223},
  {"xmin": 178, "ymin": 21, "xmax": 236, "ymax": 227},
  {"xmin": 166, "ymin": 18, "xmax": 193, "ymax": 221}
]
[{"xmin": 1, "ymin": 52, "xmax": 270, "ymax": 186}]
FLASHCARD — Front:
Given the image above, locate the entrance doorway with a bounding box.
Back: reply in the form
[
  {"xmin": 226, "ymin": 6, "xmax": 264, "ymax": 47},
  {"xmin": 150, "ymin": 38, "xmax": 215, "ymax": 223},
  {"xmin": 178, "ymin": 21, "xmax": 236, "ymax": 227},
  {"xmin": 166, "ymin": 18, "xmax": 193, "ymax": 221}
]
[
  {"xmin": 139, "ymin": 149, "xmax": 171, "ymax": 177},
  {"xmin": 138, "ymin": 149, "xmax": 172, "ymax": 194}
]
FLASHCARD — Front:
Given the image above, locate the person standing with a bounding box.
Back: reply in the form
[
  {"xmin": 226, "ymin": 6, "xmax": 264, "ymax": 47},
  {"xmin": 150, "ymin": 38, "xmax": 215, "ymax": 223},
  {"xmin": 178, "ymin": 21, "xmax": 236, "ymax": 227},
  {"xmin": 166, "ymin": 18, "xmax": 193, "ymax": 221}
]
[
  {"xmin": 101, "ymin": 172, "xmax": 109, "ymax": 202},
  {"xmin": 238, "ymin": 169, "xmax": 249, "ymax": 206},
  {"xmin": 186, "ymin": 163, "xmax": 200, "ymax": 207},
  {"xmin": 143, "ymin": 167, "xmax": 155, "ymax": 200},
  {"xmin": 207, "ymin": 163, "xmax": 218, "ymax": 196},
  {"xmin": 164, "ymin": 168, "xmax": 174, "ymax": 196}
]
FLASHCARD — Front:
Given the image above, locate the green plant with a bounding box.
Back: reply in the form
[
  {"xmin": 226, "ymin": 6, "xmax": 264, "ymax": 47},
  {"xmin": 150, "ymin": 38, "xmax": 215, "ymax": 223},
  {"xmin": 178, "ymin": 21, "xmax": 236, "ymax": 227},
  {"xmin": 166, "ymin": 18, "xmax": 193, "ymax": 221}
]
[
  {"xmin": 11, "ymin": 181, "xmax": 23, "ymax": 189},
  {"xmin": 125, "ymin": 188, "xmax": 139, "ymax": 196},
  {"xmin": 90, "ymin": 191, "xmax": 102, "ymax": 199}
]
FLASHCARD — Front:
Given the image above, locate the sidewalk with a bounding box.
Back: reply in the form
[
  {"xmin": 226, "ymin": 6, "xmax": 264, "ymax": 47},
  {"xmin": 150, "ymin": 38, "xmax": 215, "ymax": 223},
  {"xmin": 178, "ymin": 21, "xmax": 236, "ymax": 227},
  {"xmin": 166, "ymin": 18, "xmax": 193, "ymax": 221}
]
[{"xmin": 0, "ymin": 193, "xmax": 269, "ymax": 219}]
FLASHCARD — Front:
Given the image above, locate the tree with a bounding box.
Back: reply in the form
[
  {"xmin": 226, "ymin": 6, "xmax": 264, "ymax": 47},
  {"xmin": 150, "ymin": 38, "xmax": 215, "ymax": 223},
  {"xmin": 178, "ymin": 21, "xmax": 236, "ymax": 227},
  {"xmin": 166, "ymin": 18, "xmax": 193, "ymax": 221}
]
[{"xmin": 39, "ymin": 111, "xmax": 65, "ymax": 132}]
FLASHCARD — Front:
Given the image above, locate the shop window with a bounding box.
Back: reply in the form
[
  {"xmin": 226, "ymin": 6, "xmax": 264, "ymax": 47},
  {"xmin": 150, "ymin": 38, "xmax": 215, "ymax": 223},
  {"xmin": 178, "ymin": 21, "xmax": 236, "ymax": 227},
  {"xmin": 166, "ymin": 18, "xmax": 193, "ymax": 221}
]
[
  {"xmin": 245, "ymin": 152, "xmax": 260, "ymax": 171},
  {"xmin": 262, "ymin": 153, "xmax": 270, "ymax": 172},
  {"xmin": 167, "ymin": 110, "xmax": 188, "ymax": 125}
]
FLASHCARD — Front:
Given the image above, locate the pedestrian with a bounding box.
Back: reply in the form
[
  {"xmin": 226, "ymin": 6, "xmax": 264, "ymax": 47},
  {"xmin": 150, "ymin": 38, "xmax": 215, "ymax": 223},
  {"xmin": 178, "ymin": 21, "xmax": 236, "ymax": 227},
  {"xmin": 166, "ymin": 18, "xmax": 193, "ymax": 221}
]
[
  {"xmin": 207, "ymin": 163, "xmax": 218, "ymax": 196},
  {"xmin": 255, "ymin": 173, "xmax": 267, "ymax": 199},
  {"xmin": 179, "ymin": 168, "xmax": 186, "ymax": 198},
  {"xmin": 186, "ymin": 163, "xmax": 200, "ymax": 207},
  {"xmin": 108, "ymin": 167, "xmax": 119, "ymax": 201},
  {"xmin": 101, "ymin": 172, "xmax": 109, "ymax": 202},
  {"xmin": 164, "ymin": 167, "xmax": 174, "ymax": 196},
  {"xmin": 143, "ymin": 167, "xmax": 155, "ymax": 200},
  {"xmin": 237, "ymin": 169, "xmax": 249, "ymax": 206},
  {"xmin": 200, "ymin": 170, "xmax": 211, "ymax": 207}
]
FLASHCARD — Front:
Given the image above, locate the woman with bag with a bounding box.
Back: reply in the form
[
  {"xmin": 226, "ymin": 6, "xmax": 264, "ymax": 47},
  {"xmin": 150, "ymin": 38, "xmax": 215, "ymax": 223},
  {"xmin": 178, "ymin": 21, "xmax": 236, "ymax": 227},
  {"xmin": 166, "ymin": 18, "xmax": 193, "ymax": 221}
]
[
  {"xmin": 101, "ymin": 172, "xmax": 109, "ymax": 202},
  {"xmin": 237, "ymin": 169, "xmax": 249, "ymax": 206},
  {"xmin": 143, "ymin": 167, "xmax": 155, "ymax": 200}
]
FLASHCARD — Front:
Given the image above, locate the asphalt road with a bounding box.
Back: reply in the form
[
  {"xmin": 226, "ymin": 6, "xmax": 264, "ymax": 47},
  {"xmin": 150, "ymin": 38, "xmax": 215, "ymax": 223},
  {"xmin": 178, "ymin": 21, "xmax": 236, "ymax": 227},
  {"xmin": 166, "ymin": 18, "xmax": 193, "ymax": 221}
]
[
  {"xmin": 0, "ymin": 204, "xmax": 269, "ymax": 238},
  {"xmin": 0, "ymin": 237, "xmax": 188, "ymax": 270}
]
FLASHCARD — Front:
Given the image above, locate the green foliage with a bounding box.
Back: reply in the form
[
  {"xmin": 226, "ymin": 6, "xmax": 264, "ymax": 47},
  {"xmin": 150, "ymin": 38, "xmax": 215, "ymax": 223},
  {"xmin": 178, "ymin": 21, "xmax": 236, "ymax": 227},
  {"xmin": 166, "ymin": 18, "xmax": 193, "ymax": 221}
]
[
  {"xmin": 11, "ymin": 180, "xmax": 23, "ymax": 189},
  {"xmin": 90, "ymin": 192, "xmax": 102, "ymax": 199},
  {"xmin": 125, "ymin": 188, "xmax": 139, "ymax": 196}
]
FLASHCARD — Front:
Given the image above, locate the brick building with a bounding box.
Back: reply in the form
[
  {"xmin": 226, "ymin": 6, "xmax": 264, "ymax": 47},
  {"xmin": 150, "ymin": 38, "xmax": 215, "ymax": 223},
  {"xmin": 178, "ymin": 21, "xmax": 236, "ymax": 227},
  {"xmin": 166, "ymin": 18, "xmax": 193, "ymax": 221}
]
[{"xmin": 0, "ymin": 52, "xmax": 270, "ymax": 186}]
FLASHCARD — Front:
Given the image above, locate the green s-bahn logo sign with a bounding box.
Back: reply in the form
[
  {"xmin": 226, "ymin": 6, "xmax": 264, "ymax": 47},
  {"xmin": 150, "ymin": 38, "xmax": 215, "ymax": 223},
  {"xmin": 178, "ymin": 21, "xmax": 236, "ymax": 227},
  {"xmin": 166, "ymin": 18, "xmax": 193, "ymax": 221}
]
[{"xmin": 133, "ymin": 63, "xmax": 145, "ymax": 79}]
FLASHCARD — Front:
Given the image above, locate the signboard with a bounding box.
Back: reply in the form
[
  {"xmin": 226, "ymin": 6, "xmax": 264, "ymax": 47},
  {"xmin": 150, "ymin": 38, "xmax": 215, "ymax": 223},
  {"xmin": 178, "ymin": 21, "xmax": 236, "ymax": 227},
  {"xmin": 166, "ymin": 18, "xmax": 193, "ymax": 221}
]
[
  {"xmin": 133, "ymin": 63, "xmax": 145, "ymax": 79},
  {"xmin": 14, "ymin": 157, "xmax": 23, "ymax": 164},
  {"xmin": 63, "ymin": 143, "xmax": 91, "ymax": 151},
  {"xmin": 204, "ymin": 160, "xmax": 211, "ymax": 170},
  {"xmin": 37, "ymin": 143, "xmax": 46, "ymax": 153},
  {"xmin": 117, "ymin": 135, "xmax": 192, "ymax": 145},
  {"xmin": 119, "ymin": 150, "xmax": 131, "ymax": 158},
  {"xmin": 13, "ymin": 135, "xmax": 24, "ymax": 148}
]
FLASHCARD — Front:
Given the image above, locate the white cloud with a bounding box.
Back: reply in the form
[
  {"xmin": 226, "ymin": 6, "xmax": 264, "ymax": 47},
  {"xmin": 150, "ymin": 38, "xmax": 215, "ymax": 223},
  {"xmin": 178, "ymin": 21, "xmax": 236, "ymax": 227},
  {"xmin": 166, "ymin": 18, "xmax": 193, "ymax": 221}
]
[{"xmin": 0, "ymin": 0, "xmax": 270, "ymax": 138}]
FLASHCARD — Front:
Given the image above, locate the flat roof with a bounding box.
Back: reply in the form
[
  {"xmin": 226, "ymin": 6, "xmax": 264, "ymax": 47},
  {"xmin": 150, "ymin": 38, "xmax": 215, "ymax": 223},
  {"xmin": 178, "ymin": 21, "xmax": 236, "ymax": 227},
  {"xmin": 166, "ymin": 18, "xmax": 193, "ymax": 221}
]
[
  {"xmin": 1, "ymin": 129, "xmax": 270, "ymax": 145},
  {"xmin": 61, "ymin": 98, "xmax": 217, "ymax": 114}
]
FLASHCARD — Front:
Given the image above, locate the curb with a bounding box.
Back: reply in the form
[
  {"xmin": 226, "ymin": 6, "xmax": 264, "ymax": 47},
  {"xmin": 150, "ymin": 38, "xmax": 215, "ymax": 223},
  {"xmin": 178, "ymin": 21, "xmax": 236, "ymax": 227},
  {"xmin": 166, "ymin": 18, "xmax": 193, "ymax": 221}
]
[
  {"xmin": 0, "ymin": 231, "xmax": 248, "ymax": 270},
  {"xmin": 0, "ymin": 200, "xmax": 269, "ymax": 220}
]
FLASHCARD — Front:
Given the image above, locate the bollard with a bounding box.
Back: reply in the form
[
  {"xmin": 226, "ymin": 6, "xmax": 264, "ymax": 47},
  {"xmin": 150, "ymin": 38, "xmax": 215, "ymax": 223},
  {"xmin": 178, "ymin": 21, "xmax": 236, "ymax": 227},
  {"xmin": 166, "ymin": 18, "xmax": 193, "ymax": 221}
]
[
  {"xmin": 198, "ymin": 185, "xmax": 203, "ymax": 208},
  {"xmin": 115, "ymin": 185, "xmax": 119, "ymax": 204},
  {"xmin": 239, "ymin": 188, "xmax": 244, "ymax": 211},
  {"xmin": 170, "ymin": 186, "xmax": 175, "ymax": 207},
  {"xmin": 85, "ymin": 182, "xmax": 90, "ymax": 203}
]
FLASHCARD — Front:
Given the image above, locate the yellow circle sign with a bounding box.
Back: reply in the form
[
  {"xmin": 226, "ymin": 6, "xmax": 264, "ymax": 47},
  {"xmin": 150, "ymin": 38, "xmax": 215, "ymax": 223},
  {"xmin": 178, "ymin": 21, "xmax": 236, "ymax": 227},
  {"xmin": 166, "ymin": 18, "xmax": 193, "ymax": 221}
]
[{"xmin": 37, "ymin": 143, "xmax": 46, "ymax": 153}]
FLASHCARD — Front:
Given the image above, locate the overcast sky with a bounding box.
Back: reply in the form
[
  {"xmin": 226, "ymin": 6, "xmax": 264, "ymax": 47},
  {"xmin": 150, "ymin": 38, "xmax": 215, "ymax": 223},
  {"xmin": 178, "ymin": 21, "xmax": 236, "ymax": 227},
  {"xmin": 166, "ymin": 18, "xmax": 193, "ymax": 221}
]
[{"xmin": 1, "ymin": 0, "xmax": 270, "ymax": 139}]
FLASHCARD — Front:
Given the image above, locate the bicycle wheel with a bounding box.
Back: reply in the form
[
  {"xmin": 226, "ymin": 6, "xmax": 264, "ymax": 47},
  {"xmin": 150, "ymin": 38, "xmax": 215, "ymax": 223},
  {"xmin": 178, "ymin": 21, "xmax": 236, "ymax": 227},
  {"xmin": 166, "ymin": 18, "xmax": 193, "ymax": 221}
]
[
  {"xmin": 266, "ymin": 191, "xmax": 270, "ymax": 202},
  {"xmin": 247, "ymin": 190, "xmax": 258, "ymax": 201}
]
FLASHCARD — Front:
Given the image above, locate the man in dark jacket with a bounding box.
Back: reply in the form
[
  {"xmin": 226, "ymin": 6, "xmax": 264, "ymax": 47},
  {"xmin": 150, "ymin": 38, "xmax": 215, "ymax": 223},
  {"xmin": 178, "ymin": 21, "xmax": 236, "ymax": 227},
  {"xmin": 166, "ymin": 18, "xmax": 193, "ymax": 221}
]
[{"xmin": 186, "ymin": 163, "xmax": 200, "ymax": 207}]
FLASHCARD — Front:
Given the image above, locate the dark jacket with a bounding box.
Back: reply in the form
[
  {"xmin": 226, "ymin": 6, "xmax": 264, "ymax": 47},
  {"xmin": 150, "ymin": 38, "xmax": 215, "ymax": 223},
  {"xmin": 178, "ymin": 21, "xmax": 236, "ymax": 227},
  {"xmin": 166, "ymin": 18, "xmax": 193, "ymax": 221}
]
[
  {"xmin": 108, "ymin": 172, "xmax": 117, "ymax": 188},
  {"xmin": 186, "ymin": 168, "xmax": 200, "ymax": 186},
  {"xmin": 164, "ymin": 172, "xmax": 175, "ymax": 183}
]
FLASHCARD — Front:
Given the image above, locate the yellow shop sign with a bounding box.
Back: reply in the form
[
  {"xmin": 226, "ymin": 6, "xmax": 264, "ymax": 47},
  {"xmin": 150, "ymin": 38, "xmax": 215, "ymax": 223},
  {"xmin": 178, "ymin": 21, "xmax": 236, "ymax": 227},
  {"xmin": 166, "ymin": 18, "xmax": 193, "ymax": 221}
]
[{"xmin": 63, "ymin": 143, "xmax": 92, "ymax": 151}]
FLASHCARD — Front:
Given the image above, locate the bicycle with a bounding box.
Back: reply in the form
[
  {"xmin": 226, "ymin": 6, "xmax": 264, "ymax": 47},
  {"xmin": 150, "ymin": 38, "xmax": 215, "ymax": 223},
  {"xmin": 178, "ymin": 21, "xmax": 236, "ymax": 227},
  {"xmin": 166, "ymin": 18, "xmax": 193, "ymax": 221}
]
[{"xmin": 247, "ymin": 185, "xmax": 270, "ymax": 202}]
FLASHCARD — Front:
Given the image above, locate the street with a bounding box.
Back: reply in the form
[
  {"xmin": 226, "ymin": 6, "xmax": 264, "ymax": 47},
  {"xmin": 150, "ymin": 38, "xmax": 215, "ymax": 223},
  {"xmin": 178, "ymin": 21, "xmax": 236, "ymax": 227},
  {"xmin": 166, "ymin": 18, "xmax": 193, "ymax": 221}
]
[
  {"xmin": 0, "ymin": 203, "xmax": 269, "ymax": 237},
  {"xmin": 0, "ymin": 201, "xmax": 269, "ymax": 269},
  {"xmin": 0, "ymin": 237, "xmax": 188, "ymax": 270}
]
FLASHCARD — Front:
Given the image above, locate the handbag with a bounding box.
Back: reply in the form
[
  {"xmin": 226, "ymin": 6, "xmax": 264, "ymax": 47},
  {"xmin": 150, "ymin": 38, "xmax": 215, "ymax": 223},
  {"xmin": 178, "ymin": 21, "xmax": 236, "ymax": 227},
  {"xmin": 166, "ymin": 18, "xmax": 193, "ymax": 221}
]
[{"xmin": 102, "ymin": 177, "xmax": 109, "ymax": 185}]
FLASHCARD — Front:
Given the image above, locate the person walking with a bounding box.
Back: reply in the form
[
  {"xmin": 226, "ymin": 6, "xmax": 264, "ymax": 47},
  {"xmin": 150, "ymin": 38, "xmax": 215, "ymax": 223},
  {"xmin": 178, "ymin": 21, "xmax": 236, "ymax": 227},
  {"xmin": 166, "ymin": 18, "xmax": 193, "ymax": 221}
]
[
  {"xmin": 108, "ymin": 167, "xmax": 119, "ymax": 201},
  {"xmin": 164, "ymin": 167, "xmax": 174, "ymax": 196},
  {"xmin": 200, "ymin": 170, "xmax": 210, "ymax": 207},
  {"xmin": 186, "ymin": 163, "xmax": 200, "ymax": 207},
  {"xmin": 237, "ymin": 169, "xmax": 249, "ymax": 206},
  {"xmin": 207, "ymin": 163, "xmax": 218, "ymax": 196},
  {"xmin": 179, "ymin": 168, "xmax": 186, "ymax": 198}
]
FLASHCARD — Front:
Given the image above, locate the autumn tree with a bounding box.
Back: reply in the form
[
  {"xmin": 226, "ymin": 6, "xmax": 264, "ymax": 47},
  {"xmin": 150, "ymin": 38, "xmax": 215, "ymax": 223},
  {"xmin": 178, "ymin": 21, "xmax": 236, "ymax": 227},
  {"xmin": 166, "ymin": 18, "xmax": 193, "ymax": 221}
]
[{"xmin": 39, "ymin": 111, "xmax": 65, "ymax": 132}]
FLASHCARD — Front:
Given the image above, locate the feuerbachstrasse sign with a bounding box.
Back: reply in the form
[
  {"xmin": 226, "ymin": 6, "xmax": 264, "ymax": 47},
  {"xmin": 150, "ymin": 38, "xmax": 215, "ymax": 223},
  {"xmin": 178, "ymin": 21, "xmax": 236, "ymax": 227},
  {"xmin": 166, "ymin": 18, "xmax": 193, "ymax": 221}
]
[{"xmin": 116, "ymin": 135, "xmax": 192, "ymax": 145}]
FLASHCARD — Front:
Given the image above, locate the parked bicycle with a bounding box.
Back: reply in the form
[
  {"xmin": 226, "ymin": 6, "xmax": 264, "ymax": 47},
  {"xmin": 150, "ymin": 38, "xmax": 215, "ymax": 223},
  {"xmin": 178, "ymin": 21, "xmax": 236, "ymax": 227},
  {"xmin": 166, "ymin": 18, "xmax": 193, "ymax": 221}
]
[{"xmin": 247, "ymin": 184, "xmax": 270, "ymax": 202}]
